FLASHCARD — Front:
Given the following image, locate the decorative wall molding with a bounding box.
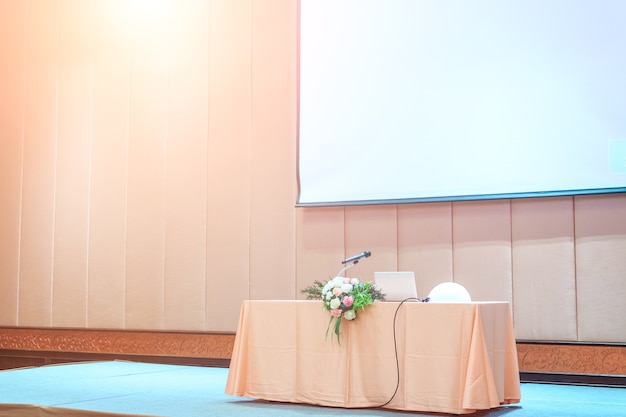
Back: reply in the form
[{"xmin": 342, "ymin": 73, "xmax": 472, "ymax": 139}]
[
  {"xmin": 0, "ymin": 328, "xmax": 234, "ymax": 359},
  {"xmin": 2, "ymin": 329, "xmax": 625, "ymax": 382},
  {"xmin": 517, "ymin": 342, "xmax": 626, "ymax": 376}
]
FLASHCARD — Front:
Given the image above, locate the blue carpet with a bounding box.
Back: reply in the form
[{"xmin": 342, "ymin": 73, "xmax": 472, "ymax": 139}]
[{"xmin": 0, "ymin": 361, "xmax": 624, "ymax": 417}]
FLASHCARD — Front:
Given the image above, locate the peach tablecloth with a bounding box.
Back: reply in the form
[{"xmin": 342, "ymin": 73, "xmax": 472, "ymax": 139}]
[{"xmin": 225, "ymin": 300, "xmax": 521, "ymax": 414}]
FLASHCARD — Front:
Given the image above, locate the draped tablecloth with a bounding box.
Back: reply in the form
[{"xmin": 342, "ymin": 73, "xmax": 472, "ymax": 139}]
[{"xmin": 225, "ymin": 300, "xmax": 520, "ymax": 414}]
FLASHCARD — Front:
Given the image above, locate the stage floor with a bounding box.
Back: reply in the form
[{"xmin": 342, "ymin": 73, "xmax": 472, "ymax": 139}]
[
  {"xmin": 0, "ymin": 361, "xmax": 624, "ymax": 417},
  {"xmin": 0, "ymin": 361, "xmax": 237, "ymax": 417}
]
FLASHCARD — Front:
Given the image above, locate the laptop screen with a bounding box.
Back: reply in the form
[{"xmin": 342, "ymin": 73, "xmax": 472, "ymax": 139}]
[{"xmin": 374, "ymin": 271, "xmax": 418, "ymax": 302}]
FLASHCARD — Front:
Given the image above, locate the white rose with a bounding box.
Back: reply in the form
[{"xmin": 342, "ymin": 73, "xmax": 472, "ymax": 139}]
[
  {"xmin": 331, "ymin": 276, "xmax": 344, "ymax": 286},
  {"xmin": 329, "ymin": 298, "xmax": 341, "ymax": 309},
  {"xmin": 343, "ymin": 309, "xmax": 357, "ymax": 320},
  {"xmin": 341, "ymin": 283, "xmax": 353, "ymax": 293}
]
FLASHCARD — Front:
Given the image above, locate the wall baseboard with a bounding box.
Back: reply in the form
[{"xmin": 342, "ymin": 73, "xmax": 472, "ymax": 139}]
[
  {"xmin": 520, "ymin": 371, "xmax": 626, "ymax": 388},
  {"xmin": 0, "ymin": 348, "xmax": 230, "ymax": 370},
  {"xmin": 2, "ymin": 328, "xmax": 625, "ymax": 386}
]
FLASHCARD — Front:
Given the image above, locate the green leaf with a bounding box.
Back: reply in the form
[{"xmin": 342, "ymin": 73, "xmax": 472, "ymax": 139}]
[
  {"xmin": 325, "ymin": 315, "xmax": 334, "ymax": 341},
  {"xmin": 334, "ymin": 316, "xmax": 342, "ymax": 346}
]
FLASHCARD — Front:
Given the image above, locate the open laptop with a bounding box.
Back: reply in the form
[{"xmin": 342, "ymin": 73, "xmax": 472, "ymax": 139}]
[{"xmin": 374, "ymin": 271, "xmax": 418, "ymax": 302}]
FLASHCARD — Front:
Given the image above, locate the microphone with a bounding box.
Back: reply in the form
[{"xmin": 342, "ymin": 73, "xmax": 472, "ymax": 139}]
[{"xmin": 341, "ymin": 250, "xmax": 372, "ymax": 264}]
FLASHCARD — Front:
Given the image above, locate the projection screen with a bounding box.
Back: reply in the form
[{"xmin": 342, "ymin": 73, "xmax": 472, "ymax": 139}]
[{"xmin": 297, "ymin": 0, "xmax": 626, "ymax": 206}]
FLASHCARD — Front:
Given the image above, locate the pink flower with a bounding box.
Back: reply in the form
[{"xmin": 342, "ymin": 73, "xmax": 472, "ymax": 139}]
[
  {"xmin": 333, "ymin": 287, "xmax": 343, "ymax": 296},
  {"xmin": 331, "ymin": 308, "xmax": 342, "ymax": 318},
  {"xmin": 343, "ymin": 295, "xmax": 354, "ymax": 307}
]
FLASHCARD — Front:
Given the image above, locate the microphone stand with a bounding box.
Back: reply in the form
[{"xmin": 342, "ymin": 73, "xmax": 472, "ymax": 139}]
[{"xmin": 335, "ymin": 260, "xmax": 359, "ymax": 277}]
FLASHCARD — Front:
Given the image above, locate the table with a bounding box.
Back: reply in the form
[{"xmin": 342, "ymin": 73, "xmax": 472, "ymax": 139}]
[{"xmin": 225, "ymin": 300, "xmax": 521, "ymax": 414}]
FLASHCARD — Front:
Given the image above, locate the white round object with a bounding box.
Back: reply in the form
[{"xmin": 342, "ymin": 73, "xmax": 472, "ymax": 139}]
[{"xmin": 428, "ymin": 282, "xmax": 472, "ymax": 302}]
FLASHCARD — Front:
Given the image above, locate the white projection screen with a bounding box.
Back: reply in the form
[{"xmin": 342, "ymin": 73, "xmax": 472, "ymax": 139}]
[{"xmin": 297, "ymin": 0, "xmax": 626, "ymax": 206}]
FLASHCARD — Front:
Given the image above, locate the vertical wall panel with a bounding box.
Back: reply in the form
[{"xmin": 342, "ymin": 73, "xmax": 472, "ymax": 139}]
[
  {"xmin": 344, "ymin": 205, "xmax": 398, "ymax": 282},
  {"xmin": 248, "ymin": 0, "xmax": 298, "ymax": 300},
  {"xmin": 205, "ymin": 0, "xmax": 253, "ymax": 331},
  {"xmin": 511, "ymin": 197, "xmax": 577, "ymax": 340},
  {"xmin": 164, "ymin": 0, "xmax": 210, "ymax": 330},
  {"xmin": 296, "ymin": 207, "xmax": 345, "ymax": 295},
  {"xmin": 18, "ymin": 0, "xmax": 59, "ymax": 326},
  {"xmin": 124, "ymin": 2, "xmax": 169, "ymax": 329},
  {"xmin": 0, "ymin": 0, "xmax": 27, "ymax": 326},
  {"xmin": 51, "ymin": 0, "xmax": 93, "ymax": 327},
  {"xmin": 397, "ymin": 203, "xmax": 453, "ymax": 299},
  {"xmin": 575, "ymin": 194, "xmax": 626, "ymax": 343},
  {"xmin": 87, "ymin": 0, "xmax": 130, "ymax": 328},
  {"xmin": 452, "ymin": 200, "xmax": 513, "ymax": 302}
]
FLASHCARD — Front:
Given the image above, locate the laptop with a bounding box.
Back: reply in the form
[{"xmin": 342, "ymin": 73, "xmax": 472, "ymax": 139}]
[{"xmin": 374, "ymin": 271, "xmax": 418, "ymax": 302}]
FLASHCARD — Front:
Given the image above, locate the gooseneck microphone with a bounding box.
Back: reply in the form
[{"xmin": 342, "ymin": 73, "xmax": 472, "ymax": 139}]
[{"xmin": 341, "ymin": 250, "xmax": 372, "ymax": 264}]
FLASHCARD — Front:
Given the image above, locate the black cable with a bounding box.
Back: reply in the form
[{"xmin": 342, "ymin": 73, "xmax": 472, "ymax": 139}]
[{"xmin": 377, "ymin": 297, "xmax": 428, "ymax": 408}]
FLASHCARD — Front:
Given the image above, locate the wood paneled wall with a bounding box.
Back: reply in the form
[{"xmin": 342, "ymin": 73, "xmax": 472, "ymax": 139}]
[
  {"xmin": 0, "ymin": 0, "xmax": 297, "ymax": 333},
  {"xmin": 297, "ymin": 195, "xmax": 626, "ymax": 343},
  {"xmin": 0, "ymin": 1, "xmax": 625, "ymax": 349}
]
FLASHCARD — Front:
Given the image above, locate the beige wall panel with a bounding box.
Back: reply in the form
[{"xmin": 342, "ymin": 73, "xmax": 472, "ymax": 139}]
[
  {"xmin": 575, "ymin": 194, "xmax": 626, "ymax": 343},
  {"xmin": 511, "ymin": 197, "xmax": 577, "ymax": 341},
  {"xmin": 163, "ymin": 0, "xmax": 210, "ymax": 331},
  {"xmin": 248, "ymin": 0, "xmax": 298, "ymax": 301},
  {"xmin": 397, "ymin": 203, "xmax": 453, "ymax": 299},
  {"xmin": 124, "ymin": 17, "xmax": 169, "ymax": 330},
  {"xmin": 205, "ymin": 0, "xmax": 253, "ymax": 331},
  {"xmin": 87, "ymin": 0, "xmax": 130, "ymax": 329},
  {"xmin": 296, "ymin": 207, "xmax": 346, "ymax": 296},
  {"xmin": 0, "ymin": 0, "xmax": 26, "ymax": 326},
  {"xmin": 17, "ymin": 0, "xmax": 59, "ymax": 326},
  {"xmin": 452, "ymin": 200, "xmax": 512, "ymax": 303},
  {"xmin": 344, "ymin": 205, "xmax": 398, "ymax": 282},
  {"xmin": 51, "ymin": 0, "xmax": 93, "ymax": 327}
]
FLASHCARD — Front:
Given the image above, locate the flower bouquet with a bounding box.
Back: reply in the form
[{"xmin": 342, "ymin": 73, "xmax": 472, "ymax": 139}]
[{"xmin": 301, "ymin": 277, "xmax": 385, "ymax": 345}]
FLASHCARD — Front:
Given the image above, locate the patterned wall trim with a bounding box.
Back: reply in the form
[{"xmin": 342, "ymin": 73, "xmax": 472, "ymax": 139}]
[
  {"xmin": 517, "ymin": 343, "xmax": 626, "ymax": 376},
  {"xmin": 2, "ymin": 329, "xmax": 625, "ymax": 377},
  {"xmin": 0, "ymin": 328, "xmax": 235, "ymax": 359}
]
